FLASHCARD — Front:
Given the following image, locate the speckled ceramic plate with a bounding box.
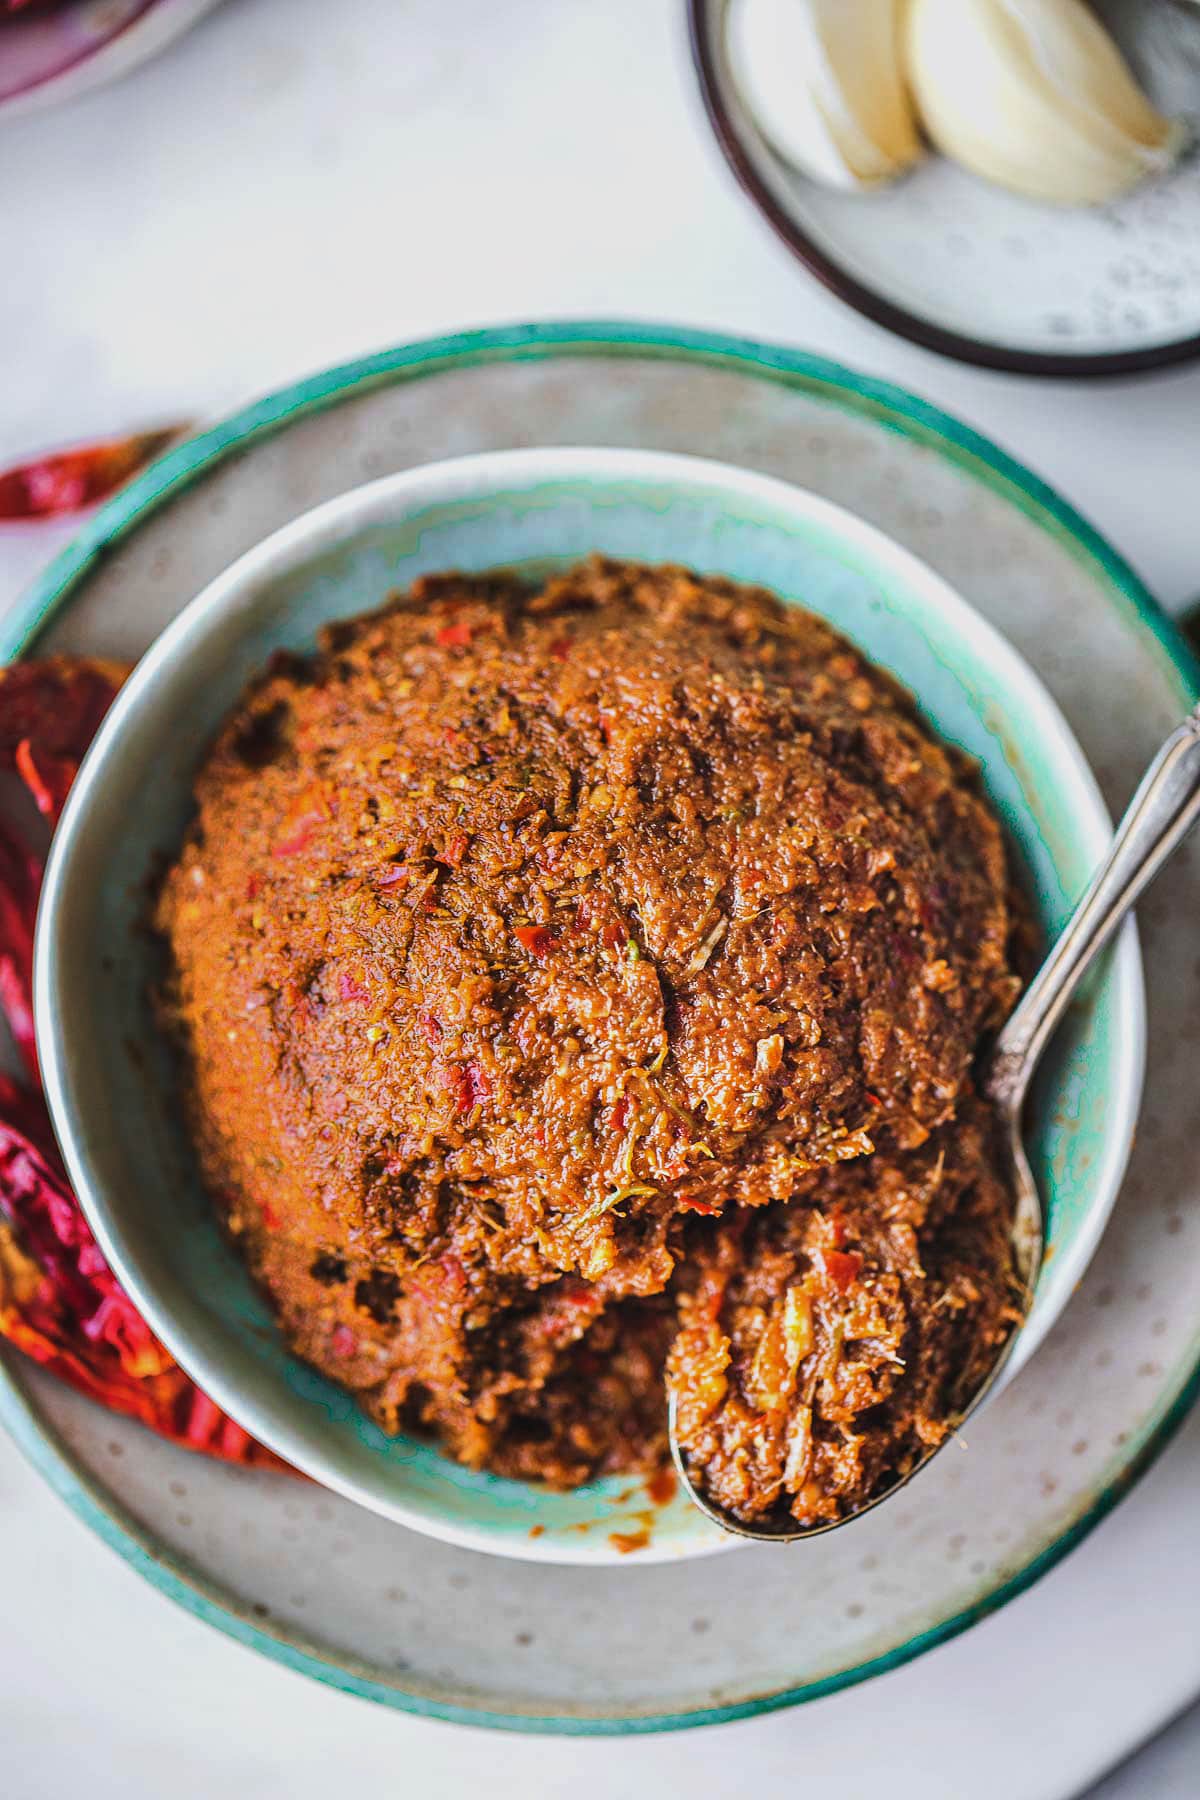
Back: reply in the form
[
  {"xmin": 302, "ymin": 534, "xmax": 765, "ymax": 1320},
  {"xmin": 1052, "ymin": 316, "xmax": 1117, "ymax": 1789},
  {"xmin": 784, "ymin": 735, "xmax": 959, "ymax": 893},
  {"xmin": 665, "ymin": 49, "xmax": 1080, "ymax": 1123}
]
[
  {"xmin": 0, "ymin": 0, "xmax": 224, "ymax": 119},
  {"xmin": 689, "ymin": 0, "xmax": 1200, "ymax": 376},
  {"xmin": 3, "ymin": 322, "xmax": 1200, "ymax": 1730},
  {"xmin": 34, "ymin": 447, "xmax": 1142, "ymax": 1565}
]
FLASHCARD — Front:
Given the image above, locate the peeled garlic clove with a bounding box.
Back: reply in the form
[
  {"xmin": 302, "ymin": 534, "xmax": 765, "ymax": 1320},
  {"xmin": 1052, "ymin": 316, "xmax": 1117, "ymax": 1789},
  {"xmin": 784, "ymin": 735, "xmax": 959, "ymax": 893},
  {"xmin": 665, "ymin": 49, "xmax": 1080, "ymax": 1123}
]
[
  {"xmin": 906, "ymin": 0, "xmax": 1187, "ymax": 207},
  {"xmin": 728, "ymin": 0, "xmax": 922, "ymax": 192}
]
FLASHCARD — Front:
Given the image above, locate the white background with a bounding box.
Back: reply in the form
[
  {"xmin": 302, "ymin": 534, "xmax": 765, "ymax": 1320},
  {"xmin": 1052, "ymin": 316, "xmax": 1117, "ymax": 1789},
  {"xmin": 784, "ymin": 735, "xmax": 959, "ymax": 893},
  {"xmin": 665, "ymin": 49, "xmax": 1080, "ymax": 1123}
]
[{"xmin": 2, "ymin": 3, "xmax": 1200, "ymax": 1794}]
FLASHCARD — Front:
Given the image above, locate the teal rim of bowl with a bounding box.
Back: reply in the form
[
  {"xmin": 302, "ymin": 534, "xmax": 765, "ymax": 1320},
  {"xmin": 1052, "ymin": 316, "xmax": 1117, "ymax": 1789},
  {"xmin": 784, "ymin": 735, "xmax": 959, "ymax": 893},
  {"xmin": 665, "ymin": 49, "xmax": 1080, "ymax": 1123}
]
[{"xmin": 3, "ymin": 319, "xmax": 1199, "ymax": 1735}]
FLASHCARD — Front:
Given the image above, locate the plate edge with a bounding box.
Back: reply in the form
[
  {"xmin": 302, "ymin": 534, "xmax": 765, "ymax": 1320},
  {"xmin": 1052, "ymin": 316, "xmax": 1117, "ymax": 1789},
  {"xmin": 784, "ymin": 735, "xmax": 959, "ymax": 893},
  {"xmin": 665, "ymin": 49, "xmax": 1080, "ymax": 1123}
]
[{"xmin": 4, "ymin": 316, "xmax": 1199, "ymax": 1733}]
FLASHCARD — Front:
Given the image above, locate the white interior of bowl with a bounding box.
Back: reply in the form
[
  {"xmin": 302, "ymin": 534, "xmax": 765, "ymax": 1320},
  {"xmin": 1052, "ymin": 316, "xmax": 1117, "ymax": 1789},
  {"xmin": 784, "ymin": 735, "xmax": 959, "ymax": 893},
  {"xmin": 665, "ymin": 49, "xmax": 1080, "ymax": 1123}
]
[{"xmin": 34, "ymin": 447, "xmax": 1143, "ymax": 1563}]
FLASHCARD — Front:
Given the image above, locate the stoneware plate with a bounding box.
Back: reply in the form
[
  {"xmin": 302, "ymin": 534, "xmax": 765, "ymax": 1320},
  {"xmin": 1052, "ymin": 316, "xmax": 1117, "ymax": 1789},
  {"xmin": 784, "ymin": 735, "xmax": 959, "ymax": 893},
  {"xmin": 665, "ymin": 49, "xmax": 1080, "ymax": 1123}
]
[
  {"xmin": 33, "ymin": 446, "xmax": 1141, "ymax": 1565},
  {"xmin": 3, "ymin": 323, "xmax": 1200, "ymax": 1728},
  {"xmin": 688, "ymin": 0, "xmax": 1200, "ymax": 376},
  {"xmin": 0, "ymin": 0, "xmax": 224, "ymax": 120}
]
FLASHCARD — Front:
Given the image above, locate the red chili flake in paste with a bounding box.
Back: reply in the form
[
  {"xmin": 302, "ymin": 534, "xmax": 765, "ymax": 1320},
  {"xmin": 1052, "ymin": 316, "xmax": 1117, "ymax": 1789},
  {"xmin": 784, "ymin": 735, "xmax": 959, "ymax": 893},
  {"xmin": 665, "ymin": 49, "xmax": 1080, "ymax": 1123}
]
[
  {"xmin": 513, "ymin": 923, "xmax": 553, "ymax": 958},
  {"xmin": 821, "ymin": 1249, "xmax": 864, "ymax": 1292}
]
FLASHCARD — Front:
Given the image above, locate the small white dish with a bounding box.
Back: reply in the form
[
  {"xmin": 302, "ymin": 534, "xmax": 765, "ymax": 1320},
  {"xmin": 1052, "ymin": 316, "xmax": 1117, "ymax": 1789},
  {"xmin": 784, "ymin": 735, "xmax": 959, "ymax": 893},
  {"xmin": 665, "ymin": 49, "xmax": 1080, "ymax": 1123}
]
[{"xmin": 690, "ymin": 0, "xmax": 1200, "ymax": 375}]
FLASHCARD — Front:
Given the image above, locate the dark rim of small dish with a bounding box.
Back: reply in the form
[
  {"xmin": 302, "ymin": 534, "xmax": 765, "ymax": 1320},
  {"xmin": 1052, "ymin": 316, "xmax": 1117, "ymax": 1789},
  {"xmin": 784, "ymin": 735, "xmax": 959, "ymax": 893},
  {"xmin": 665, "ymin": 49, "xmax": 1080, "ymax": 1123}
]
[{"xmin": 686, "ymin": 0, "xmax": 1200, "ymax": 381}]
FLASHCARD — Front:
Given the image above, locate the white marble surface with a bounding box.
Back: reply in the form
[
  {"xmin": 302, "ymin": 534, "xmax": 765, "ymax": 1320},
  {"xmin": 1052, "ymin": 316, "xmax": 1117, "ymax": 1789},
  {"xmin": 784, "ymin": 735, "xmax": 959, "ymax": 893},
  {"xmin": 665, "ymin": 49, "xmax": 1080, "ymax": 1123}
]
[{"xmin": 2, "ymin": 1, "xmax": 1199, "ymax": 1793}]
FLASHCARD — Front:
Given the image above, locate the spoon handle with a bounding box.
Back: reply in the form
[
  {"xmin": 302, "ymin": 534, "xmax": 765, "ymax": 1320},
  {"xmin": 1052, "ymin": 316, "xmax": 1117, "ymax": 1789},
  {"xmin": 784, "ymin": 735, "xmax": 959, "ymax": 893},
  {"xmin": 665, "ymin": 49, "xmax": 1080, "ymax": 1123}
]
[{"xmin": 987, "ymin": 705, "xmax": 1200, "ymax": 1109}]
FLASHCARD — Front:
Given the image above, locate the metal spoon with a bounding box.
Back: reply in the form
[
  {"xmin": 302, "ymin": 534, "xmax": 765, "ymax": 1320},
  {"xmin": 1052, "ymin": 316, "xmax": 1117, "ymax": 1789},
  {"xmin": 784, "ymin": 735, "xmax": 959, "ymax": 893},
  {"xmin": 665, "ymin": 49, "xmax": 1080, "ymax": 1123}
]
[{"xmin": 670, "ymin": 704, "xmax": 1200, "ymax": 1542}]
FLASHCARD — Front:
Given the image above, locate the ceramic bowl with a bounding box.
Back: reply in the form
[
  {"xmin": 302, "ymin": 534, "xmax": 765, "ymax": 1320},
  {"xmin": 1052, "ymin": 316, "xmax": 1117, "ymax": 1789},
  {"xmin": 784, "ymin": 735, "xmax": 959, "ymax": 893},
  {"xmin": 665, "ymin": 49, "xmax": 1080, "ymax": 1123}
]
[
  {"xmin": 689, "ymin": 0, "xmax": 1200, "ymax": 376},
  {"xmin": 34, "ymin": 446, "xmax": 1144, "ymax": 1564}
]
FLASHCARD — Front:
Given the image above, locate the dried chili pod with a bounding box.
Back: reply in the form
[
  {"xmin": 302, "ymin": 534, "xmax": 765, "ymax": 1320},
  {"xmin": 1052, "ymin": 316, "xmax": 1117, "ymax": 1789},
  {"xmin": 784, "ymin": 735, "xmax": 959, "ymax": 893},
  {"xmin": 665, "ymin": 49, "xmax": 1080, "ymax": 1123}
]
[
  {"xmin": 0, "ymin": 427, "xmax": 182, "ymax": 521},
  {"xmin": 0, "ymin": 1075, "xmax": 287, "ymax": 1468},
  {"xmin": 0, "ymin": 659, "xmax": 128, "ymax": 1085},
  {"xmin": 0, "ymin": 820, "xmax": 42, "ymax": 1085},
  {"xmin": 0, "ymin": 656, "xmax": 127, "ymax": 822},
  {"xmin": 0, "ymin": 656, "xmax": 288, "ymax": 1471}
]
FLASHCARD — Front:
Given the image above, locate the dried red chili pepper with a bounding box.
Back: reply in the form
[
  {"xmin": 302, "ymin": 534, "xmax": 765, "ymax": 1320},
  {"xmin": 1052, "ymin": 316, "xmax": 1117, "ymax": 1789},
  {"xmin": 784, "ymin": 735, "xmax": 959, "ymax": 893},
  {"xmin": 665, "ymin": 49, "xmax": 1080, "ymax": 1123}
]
[
  {"xmin": 0, "ymin": 428, "xmax": 182, "ymax": 522},
  {"xmin": 0, "ymin": 1077, "xmax": 285, "ymax": 1467},
  {"xmin": 0, "ymin": 658, "xmax": 126, "ymax": 1090},
  {"xmin": 0, "ymin": 657, "xmax": 125, "ymax": 824},
  {"xmin": 0, "ymin": 819, "xmax": 41, "ymax": 1086},
  {"xmin": 0, "ymin": 657, "xmax": 288, "ymax": 1472}
]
